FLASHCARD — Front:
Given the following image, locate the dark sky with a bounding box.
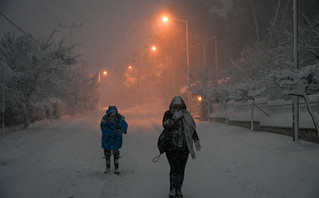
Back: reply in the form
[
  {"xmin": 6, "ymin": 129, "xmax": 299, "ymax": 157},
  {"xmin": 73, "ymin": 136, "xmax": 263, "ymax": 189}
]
[
  {"xmin": 0, "ymin": 0, "xmax": 233, "ymax": 73},
  {"xmin": 0, "ymin": 0, "xmax": 169, "ymax": 71}
]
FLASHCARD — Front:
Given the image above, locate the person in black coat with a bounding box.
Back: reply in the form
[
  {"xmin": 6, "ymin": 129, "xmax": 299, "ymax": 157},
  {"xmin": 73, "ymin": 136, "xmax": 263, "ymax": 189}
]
[{"xmin": 162, "ymin": 96, "xmax": 201, "ymax": 198}]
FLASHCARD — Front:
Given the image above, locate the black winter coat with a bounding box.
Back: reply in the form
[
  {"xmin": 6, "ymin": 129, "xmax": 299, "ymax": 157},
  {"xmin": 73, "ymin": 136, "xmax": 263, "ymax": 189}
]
[{"xmin": 162, "ymin": 110, "xmax": 199, "ymax": 151}]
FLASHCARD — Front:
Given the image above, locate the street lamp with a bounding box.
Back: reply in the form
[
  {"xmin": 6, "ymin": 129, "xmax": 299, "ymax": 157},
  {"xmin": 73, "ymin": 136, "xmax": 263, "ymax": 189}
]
[
  {"xmin": 98, "ymin": 70, "xmax": 108, "ymax": 109},
  {"xmin": 128, "ymin": 65, "xmax": 140, "ymax": 106},
  {"xmin": 162, "ymin": 16, "xmax": 189, "ymax": 74},
  {"xmin": 162, "ymin": 16, "xmax": 190, "ymax": 108},
  {"xmin": 162, "ymin": 16, "xmax": 168, "ymax": 23},
  {"xmin": 151, "ymin": 45, "xmax": 157, "ymax": 52}
]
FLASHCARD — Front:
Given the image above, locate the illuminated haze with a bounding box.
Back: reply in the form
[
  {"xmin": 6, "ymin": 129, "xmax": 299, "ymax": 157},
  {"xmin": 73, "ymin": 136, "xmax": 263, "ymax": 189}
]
[{"xmin": 0, "ymin": 0, "xmax": 233, "ymax": 109}]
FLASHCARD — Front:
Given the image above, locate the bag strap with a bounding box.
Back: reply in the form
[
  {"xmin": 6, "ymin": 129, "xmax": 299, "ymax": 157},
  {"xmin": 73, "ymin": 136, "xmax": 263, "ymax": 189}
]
[{"xmin": 152, "ymin": 153, "xmax": 162, "ymax": 163}]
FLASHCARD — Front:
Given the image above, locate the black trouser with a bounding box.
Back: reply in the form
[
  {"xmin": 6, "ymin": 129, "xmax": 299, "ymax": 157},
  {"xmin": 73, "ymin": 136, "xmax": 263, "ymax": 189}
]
[
  {"xmin": 166, "ymin": 148, "xmax": 189, "ymax": 192},
  {"xmin": 104, "ymin": 149, "xmax": 120, "ymax": 169}
]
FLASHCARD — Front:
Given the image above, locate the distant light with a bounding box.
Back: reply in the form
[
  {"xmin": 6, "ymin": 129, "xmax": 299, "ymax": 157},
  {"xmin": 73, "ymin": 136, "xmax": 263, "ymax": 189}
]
[
  {"xmin": 128, "ymin": 65, "xmax": 132, "ymax": 69},
  {"xmin": 198, "ymin": 96, "xmax": 202, "ymax": 101},
  {"xmin": 103, "ymin": 71, "xmax": 108, "ymax": 75},
  {"xmin": 151, "ymin": 46, "xmax": 157, "ymax": 51},
  {"xmin": 162, "ymin": 16, "xmax": 168, "ymax": 22}
]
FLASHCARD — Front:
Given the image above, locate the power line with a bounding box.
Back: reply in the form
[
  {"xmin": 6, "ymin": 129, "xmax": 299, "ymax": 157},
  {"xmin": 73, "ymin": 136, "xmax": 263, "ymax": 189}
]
[
  {"xmin": 0, "ymin": 11, "xmax": 27, "ymax": 34},
  {"xmin": 189, "ymin": 35, "xmax": 217, "ymax": 49},
  {"xmin": 0, "ymin": 11, "xmax": 39, "ymax": 43}
]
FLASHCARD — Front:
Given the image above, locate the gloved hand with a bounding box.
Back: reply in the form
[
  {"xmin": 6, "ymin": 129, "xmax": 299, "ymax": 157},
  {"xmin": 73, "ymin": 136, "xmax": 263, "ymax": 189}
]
[
  {"xmin": 195, "ymin": 140, "xmax": 201, "ymax": 151},
  {"xmin": 173, "ymin": 110, "xmax": 184, "ymax": 120},
  {"xmin": 116, "ymin": 129, "xmax": 121, "ymax": 135}
]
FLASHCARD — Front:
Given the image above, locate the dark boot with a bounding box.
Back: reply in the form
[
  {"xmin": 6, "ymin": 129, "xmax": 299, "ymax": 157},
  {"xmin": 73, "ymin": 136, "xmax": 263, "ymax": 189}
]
[
  {"xmin": 113, "ymin": 150, "xmax": 120, "ymax": 174},
  {"xmin": 176, "ymin": 175, "xmax": 184, "ymax": 197},
  {"xmin": 114, "ymin": 158, "xmax": 120, "ymax": 174},
  {"xmin": 176, "ymin": 188, "xmax": 183, "ymax": 197},
  {"xmin": 105, "ymin": 165, "xmax": 110, "ymax": 173},
  {"xmin": 169, "ymin": 188, "xmax": 176, "ymax": 198},
  {"xmin": 169, "ymin": 175, "xmax": 179, "ymax": 197},
  {"xmin": 104, "ymin": 150, "xmax": 111, "ymax": 173},
  {"xmin": 105, "ymin": 159, "xmax": 111, "ymax": 173}
]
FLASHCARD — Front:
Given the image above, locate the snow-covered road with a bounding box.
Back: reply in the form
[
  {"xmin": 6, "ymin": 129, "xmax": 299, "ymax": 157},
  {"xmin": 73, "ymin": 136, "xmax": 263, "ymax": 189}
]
[{"xmin": 1, "ymin": 108, "xmax": 319, "ymax": 198}]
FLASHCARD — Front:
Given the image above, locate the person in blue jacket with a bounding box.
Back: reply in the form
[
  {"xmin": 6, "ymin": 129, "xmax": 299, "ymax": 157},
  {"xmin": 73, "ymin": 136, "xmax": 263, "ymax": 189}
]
[{"xmin": 100, "ymin": 106, "xmax": 128, "ymax": 174}]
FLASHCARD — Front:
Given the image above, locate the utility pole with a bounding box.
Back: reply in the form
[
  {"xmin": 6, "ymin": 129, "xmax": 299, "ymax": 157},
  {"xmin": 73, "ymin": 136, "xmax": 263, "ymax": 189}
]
[
  {"xmin": 214, "ymin": 36, "xmax": 218, "ymax": 73},
  {"xmin": 98, "ymin": 50, "xmax": 102, "ymax": 110},
  {"xmin": 58, "ymin": 22, "xmax": 83, "ymax": 52},
  {"xmin": 202, "ymin": 44, "xmax": 208, "ymax": 120},
  {"xmin": 2, "ymin": 63, "xmax": 5, "ymax": 138},
  {"xmin": 58, "ymin": 22, "xmax": 83, "ymax": 74},
  {"xmin": 203, "ymin": 44, "xmax": 207, "ymax": 70},
  {"xmin": 202, "ymin": 35, "xmax": 218, "ymax": 83},
  {"xmin": 249, "ymin": 0, "xmax": 259, "ymax": 43},
  {"xmin": 202, "ymin": 36, "xmax": 218, "ymax": 120},
  {"xmin": 183, "ymin": 20, "xmax": 190, "ymax": 112},
  {"xmin": 293, "ymin": 0, "xmax": 299, "ymax": 142}
]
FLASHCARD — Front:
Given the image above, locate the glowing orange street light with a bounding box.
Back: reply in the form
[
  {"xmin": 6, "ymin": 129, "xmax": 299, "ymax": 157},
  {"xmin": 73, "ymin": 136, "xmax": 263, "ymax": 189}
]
[
  {"xmin": 151, "ymin": 45, "xmax": 157, "ymax": 51},
  {"xmin": 198, "ymin": 96, "xmax": 202, "ymax": 102},
  {"xmin": 128, "ymin": 65, "xmax": 132, "ymax": 70},
  {"xmin": 162, "ymin": 16, "xmax": 168, "ymax": 23},
  {"xmin": 99, "ymin": 70, "xmax": 108, "ymax": 83}
]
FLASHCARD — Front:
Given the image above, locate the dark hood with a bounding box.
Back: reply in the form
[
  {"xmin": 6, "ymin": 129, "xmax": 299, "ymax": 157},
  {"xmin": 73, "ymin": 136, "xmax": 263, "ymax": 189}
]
[
  {"xmin": 169, "ymin": 96, "xmax": 187, "ymax": 111},
  {"xmin": 106, "ymin": 106, "xmax": 118, "ymax": 116}
]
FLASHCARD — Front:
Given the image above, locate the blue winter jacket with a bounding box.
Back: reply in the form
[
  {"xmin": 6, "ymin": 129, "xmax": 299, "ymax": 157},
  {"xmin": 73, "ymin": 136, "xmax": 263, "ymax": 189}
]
[{"xmin": 100, "ymin": 106, "xmax": 128, "ymax": 150}]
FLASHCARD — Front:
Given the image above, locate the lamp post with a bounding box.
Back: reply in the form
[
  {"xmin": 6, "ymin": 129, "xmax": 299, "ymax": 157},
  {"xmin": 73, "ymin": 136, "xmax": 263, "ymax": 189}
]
[
  {"xmin": 162, "ymin": 16, "xmax": 190, "ymax": 108},
  {"xmin": 98, "ymin": 70, "xmax": 108, "ymax": 109},
  {"xmin": 128, "ymin": 65, "xmax": 140, "ymax": 106},
  {"xmin": 175, "ymin": 18, "xmax": 189, "ymax": 76},
  {"xmin": 129, "ymin": 45, "xmax": 157, "ymax": 106},
  {"xmin": 202, "ymin": 35, "xmax": 218, "ymax": 84},
  {"xmin": 162, "ymin": 17, "xmax": 189, "ymax": 80},
  {"xmin": 151, "ymin": 44, "xmax": 159, "ymax": 67}
]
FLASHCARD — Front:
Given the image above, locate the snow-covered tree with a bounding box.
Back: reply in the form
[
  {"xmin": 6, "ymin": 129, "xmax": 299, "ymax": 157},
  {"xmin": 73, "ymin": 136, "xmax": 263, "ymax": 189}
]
[
  {"xmin": 265, "ymin": 16, "xmax": 319, "ymax": 136},
  {"xmin": 233, "ymin": 82, "xmax": 270, "ymax": 131},
  {"xmin": 188, "ymin": 68, "xmax": 212, "ymax": 119},
  {"xmin": 185, "ymin": 5, "xmax": 319, "ymax": 136},
  {"xmin": 223, "ymin": 14, "xmax": 319, "ymax": 131},
  {"xmin": 63, "ymin": 68, "xmax": 99, "ymax": 115},
  {"xmin": 0, "ymin": 32, "xmax": 76, "ymax": 127},
  {"xmin": 206, "ymin": 85, "xmax": 235, "ymax": 125},
  {"xmin": 272, "ymin": 63, "xmax": 319, "ymax": 135}
]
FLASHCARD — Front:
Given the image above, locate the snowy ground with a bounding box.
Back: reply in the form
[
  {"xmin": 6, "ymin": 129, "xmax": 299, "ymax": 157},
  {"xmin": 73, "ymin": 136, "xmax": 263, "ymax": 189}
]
[{"xmin": 1, "ymin": 106, "xmax": 319, "ymax": 198}]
